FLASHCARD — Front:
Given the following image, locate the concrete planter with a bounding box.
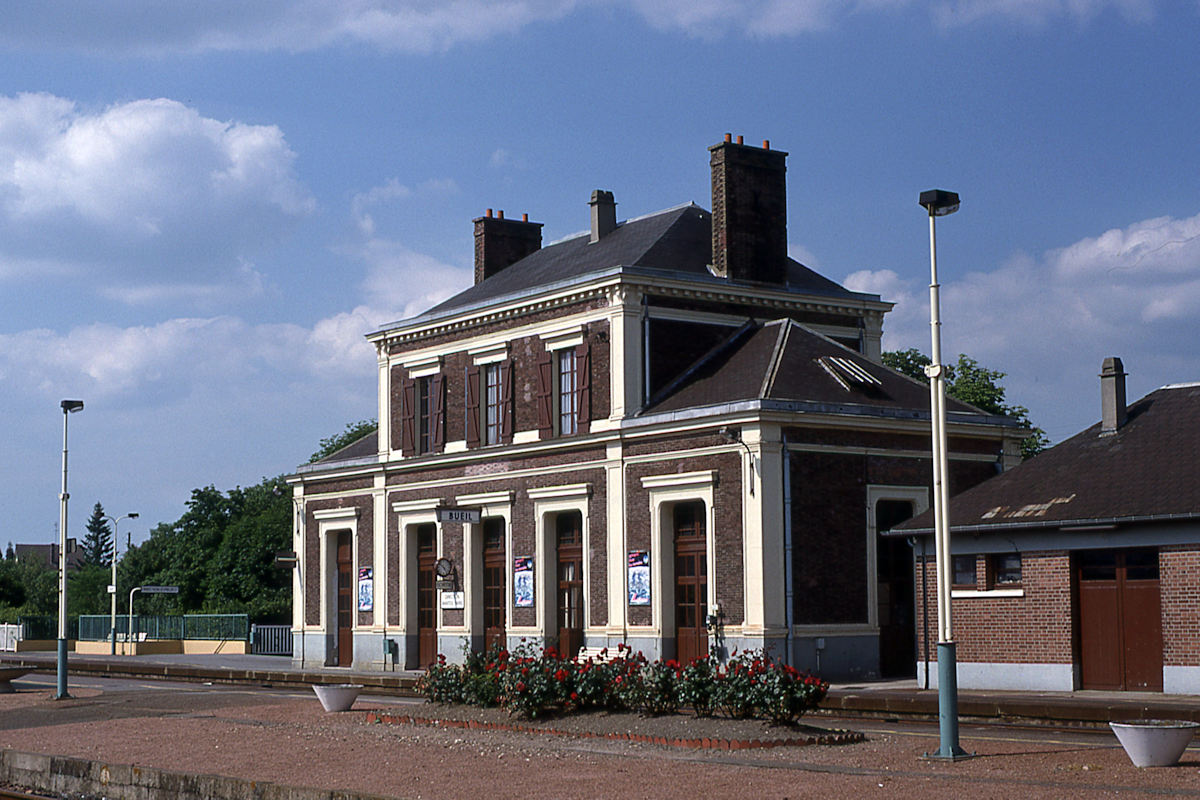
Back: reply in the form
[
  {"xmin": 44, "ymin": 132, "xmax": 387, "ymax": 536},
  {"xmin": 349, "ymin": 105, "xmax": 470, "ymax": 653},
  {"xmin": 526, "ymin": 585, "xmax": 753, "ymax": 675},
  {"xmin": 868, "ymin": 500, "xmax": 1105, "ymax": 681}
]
[
  {"xmin": 1110, "ymin": 720, "xmax": 1198, "ymax": 767},
  {"xmin": 312, "ymin": 684, "xmax": 363, "ymax": 712}
]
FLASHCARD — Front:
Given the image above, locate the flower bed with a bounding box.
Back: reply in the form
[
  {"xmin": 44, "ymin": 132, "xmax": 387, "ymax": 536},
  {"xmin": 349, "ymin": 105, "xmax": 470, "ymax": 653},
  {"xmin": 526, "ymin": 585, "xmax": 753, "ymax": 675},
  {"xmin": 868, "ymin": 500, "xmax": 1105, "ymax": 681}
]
[{"xmin": 417, "ymin": 642, "xmax": 829, "ymax": 723}]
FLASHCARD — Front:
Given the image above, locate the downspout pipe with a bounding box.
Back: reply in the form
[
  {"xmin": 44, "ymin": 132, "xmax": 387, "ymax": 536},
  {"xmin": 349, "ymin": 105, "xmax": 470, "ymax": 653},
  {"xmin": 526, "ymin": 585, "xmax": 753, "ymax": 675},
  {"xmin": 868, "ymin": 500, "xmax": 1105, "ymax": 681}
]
[{"xmin": 782, "ymin": 433, "xmax": 794, "ymax": 667}]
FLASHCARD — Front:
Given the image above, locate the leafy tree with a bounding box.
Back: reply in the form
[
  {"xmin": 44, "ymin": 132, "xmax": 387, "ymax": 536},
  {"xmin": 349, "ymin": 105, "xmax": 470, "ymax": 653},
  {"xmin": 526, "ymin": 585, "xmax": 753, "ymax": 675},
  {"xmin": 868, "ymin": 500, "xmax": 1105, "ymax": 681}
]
[
  {"xmin": 68, "ymin": 563, "xmax": 113, "ymax": 616},
  {"xmin": 310, "ymin": 419, "xmax": 377, "ymax": 463},
  {"xmin": 0, "ymin": 558, "xmax": 57, "ymax": 623},
  {"xmin": 81, "ymin": 502, "xmax": 114, "ymax": 567},
  {"xmin": 883, "ymin": 349, "xmax": 1049, "ymax": 459}
]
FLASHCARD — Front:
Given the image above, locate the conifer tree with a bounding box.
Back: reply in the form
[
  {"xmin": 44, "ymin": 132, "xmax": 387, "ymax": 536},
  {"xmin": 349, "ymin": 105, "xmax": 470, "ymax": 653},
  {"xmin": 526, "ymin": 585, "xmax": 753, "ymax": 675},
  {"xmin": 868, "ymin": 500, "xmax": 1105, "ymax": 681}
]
[{"xmin": 81, "ymin": 502, "xmax": 114, "ymax": 567}]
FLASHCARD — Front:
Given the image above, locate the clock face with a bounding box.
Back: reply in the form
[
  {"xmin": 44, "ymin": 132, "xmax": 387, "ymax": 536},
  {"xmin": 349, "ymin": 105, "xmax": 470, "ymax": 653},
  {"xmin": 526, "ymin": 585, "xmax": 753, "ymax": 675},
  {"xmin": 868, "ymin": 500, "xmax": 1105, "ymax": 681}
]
[{"xmin": 435, "ymin": 558, "xmax": 454, "ymax": 577}]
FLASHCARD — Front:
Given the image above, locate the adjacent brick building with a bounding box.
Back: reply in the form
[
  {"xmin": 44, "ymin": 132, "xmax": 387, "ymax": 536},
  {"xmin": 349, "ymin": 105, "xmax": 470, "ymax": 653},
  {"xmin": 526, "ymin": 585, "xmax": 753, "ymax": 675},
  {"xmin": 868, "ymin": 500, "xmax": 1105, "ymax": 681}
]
[
  {"xmin": 898, "ymin": 358, "xmax": 1200, "ymax": 692},
  {"xmin": 288, "ymin": 136, "xmax": 1025, "ymax": 678}
]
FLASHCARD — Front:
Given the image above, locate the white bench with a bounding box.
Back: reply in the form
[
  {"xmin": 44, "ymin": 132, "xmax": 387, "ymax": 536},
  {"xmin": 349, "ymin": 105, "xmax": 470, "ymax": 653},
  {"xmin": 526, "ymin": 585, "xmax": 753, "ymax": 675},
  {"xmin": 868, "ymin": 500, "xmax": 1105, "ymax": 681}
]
[{"xmin": 574, "ymin": 646, "xmax": 617, "ymax": 663}]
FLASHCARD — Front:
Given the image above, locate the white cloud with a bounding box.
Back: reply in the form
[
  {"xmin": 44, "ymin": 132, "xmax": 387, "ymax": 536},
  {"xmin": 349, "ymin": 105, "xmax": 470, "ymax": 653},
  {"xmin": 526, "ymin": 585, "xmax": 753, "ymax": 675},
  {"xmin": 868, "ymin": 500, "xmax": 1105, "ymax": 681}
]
[
  {"xmin": 0, "ymin": 93, "xmax": 312, "ymax": 298},
  {"xmin": 0, "ymin": 0, "xmax": 1162, "ymax": 54},
  {"xmin": 845, "ymin": 209, "xmax": 1200, "ymax": 442}
]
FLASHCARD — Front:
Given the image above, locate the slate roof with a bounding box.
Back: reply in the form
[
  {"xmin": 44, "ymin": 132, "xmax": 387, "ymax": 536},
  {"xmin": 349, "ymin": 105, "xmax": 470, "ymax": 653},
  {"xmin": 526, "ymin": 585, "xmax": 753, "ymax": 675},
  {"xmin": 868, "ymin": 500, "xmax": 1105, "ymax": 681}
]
[
  {"xmin": 899, "ymin": 382, "xmax": 1200, "ymax": 534},
  {"xmin": 308, "ymin": 429, "xmax": 378, "ymax": 467},
  {"xmin": 423, "ymin": 204, "xmax": 871, "ymax": 319},
  {"xmin": 644, "ymin": 318, "xmax": 998, "ymax": 422}
]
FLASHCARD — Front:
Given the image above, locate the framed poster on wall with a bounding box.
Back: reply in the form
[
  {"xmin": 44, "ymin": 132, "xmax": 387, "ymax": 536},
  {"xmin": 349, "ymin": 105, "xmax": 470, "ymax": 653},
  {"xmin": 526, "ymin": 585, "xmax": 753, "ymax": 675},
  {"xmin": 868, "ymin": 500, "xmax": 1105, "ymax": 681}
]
[
  {"xmin": 513, "ymin": 556, "xmax": 534, "ymax": 607},
  {"xmin": 357, "ymin": 567, "xmax": 373, "ymax": 612},
  {"xmin": 628, "ymin": 550, "xmax": 650, "ymax": 606}
]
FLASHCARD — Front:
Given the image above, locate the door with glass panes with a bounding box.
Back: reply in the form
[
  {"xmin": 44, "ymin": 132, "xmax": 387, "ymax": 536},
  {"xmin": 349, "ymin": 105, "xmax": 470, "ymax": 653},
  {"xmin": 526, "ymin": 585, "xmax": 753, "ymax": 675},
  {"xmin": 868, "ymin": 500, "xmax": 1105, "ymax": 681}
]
[
  {"xmin": 673, "ymin": 502, "xmax": 708, "ymax": 664},
  {"xmin": 556, "ymin": 511, "xmax": 584, "ymax": 659}
]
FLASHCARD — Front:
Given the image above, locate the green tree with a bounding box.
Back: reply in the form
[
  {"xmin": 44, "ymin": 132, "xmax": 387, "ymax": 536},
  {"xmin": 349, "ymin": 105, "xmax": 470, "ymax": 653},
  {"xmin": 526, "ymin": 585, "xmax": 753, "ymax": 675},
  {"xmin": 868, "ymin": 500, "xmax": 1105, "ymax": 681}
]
[
  {"xmin": 883, "ymin": 348, "xmax": 1049, "ymax": 459},
  {"xmin": 67, "ymin": 563, "xmax": 113, "ymax": 616},
  {"xmin": 310, "ymin": 419, "xmax": 377, "ymax": 463},
  {"xmin": 81, "ymin": 501, "xmax": 114, "ymax": 566},
  {"xmin": 0, "ymin": 558, "xmax": 57, "ymax": 623}
]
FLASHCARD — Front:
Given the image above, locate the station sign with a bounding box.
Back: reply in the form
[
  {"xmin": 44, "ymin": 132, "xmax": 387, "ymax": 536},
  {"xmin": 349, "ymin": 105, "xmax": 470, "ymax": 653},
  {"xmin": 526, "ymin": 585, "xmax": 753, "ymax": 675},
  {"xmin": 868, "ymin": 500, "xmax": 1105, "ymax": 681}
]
[
  {"xmin": 435, "ymin": 506, "xmax": 481, "ymax": 524},
  {"xmin": 140, "ymin": 585, "xmax": 179, "ymax": 594}
]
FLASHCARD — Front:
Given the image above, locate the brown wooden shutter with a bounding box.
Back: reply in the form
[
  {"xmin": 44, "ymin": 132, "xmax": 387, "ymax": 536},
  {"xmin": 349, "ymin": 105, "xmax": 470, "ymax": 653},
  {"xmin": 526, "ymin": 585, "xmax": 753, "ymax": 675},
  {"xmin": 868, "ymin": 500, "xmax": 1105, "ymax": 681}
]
[
  {"xmin": 400, "ymin": 377, "xmax": 416, "ymax": 456},
  {"xmin": 465, "ymin": 365, "xmax": 480, "ymax": 449},
  {"xmin": 576, "ymin": 342, "xmax": 591, "ymax": 434},
  {"xmin": 432, "ymin": 374, "xmax": 445, "ymax": 451},
  {"xmin": 500, "ymin": 358, "xmax": 514, "ymax": 443},
  {"xmin": 536, "ymin": 351, "xmax": 553, "ymax": 439}
]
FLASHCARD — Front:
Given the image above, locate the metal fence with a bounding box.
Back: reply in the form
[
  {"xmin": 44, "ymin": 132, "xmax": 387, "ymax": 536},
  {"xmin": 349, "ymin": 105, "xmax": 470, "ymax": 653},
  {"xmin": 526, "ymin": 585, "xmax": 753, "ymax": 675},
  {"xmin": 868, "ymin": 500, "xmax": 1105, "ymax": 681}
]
[
  {"xmin": 250, "ymin": 624, "xmax": 293, "ymax": 655},
  {"xmin": 76, "ymin": 614, "xmax": 249, "ymax": 642},
  {"xmin": 17, "ymin": 616, "xmax": 77, "ymax": 641}
]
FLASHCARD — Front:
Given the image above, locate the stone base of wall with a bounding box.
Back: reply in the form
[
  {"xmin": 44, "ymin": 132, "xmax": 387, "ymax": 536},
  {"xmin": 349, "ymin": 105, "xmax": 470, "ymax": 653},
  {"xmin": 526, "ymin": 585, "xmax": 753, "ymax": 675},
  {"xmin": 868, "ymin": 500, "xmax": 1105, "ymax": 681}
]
[
  {"xmin": 1164, "ymin": 666, "xmax": 1200, "ymax": 694},
  {"xmin": 0, "ymin": 748, "xmax": 345, "ymax": 800},
  {"xmin": 792, "ymin": 634, "xmax": 879, "ymax": 682},
  {"xmin": 917, "ymin": 660, "xmax": 1076, "ymax": 691}
]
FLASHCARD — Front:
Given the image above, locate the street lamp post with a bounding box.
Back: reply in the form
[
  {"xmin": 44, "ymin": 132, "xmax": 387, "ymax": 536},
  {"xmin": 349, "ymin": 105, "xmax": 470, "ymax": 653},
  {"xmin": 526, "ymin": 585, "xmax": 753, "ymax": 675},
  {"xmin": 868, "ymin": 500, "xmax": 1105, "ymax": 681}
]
[
  {"xmin": 57, "ymin": 399, "xmax": 84, "ymax": 700},
  {"xmin": 918, "ymin": 189, "xmax": 969, "ymax": 760},
  {"xmin": 105, "ymin": 512, "xmax": 139, "ymax": 655}
]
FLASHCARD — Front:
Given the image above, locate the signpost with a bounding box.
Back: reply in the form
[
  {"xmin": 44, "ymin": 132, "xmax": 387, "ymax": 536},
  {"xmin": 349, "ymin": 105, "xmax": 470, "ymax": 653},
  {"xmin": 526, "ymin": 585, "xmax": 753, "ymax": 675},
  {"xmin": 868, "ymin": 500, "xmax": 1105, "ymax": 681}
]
[
  {"xmin": 127, "ymin": 585, "xmax": 178, "ymax": 651},
  {"xmin": 435, "ymin": 506, "xmax": 481, "ymax": 524}
]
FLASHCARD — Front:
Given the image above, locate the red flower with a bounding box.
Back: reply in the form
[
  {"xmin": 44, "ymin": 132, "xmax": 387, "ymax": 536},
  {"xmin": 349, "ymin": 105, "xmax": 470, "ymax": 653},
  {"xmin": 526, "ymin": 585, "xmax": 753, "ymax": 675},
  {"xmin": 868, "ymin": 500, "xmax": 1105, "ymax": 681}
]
[
  {"xmin": 570, "ymin": 692, "xmax": 579, "ymax": 700},
  {"xmin": 515, "ymin": 681, "xmax": 526, "ymax": 692},
  {"xmin": 554, "ymin": 669, "xmax": 568, "ymax": 681}
]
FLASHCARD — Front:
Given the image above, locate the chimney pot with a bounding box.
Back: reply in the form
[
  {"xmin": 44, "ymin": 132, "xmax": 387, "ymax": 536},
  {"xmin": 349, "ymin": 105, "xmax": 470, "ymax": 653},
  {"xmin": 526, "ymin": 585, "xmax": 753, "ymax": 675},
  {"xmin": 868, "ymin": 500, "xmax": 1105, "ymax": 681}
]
[
  {"xmin": 498, "ymin": 209, "xmax": 504, "ymax": 219},
  {"xmin": 724, "ymin": 133, "xmax": 732, "ymax": 143},
  {"xmin": 763, "ymin": 140, "xmax": 770, "ymax": 149},
  {"xmin": 486, "ymin": 208, "xmax": 493, "ymax": 218},
  {"xmin": 736, "ymin": 134, "xmax": 744, "ymax": 145},
  {"xmin": 522, "ymin": 213, "xmax": 528, "ymax": 222},
  {"xmin": 1100, "ymin": 356, "xmax": 1128, "ymax": 435}
]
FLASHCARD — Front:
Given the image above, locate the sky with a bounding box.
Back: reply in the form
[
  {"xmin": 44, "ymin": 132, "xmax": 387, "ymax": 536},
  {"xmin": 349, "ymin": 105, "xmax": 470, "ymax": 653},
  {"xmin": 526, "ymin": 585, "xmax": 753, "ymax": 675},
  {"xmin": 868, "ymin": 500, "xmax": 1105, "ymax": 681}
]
[{"xmin": 3, "ymin": 0, "xmax": 1199, "ymax": 547}]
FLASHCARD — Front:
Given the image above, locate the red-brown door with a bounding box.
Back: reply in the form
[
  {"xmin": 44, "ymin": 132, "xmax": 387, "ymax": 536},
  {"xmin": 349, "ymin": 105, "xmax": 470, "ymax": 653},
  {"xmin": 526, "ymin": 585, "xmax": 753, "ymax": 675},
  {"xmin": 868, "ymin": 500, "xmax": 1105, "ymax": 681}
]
[
  {"xmin": 1077, "ymin": 548, "xmax": 1162, "ymax": 691},
  {"xmin": 416, "ymin": 524, "xmax": 437, "ymax": 668},
  {"xmin": 556, "ymin": 512, "xmax": 584, "ymax": 660},
  {"xmin": 335, "ymin": 531, "xmax": 352, "ymax": 667},
  {"xmin": 482, "ymin": 518, "xmax": 507, "ymax": 652},
  {"xmin": 673, "ymin": 502, "xmax": 708, "ymax": 664}
]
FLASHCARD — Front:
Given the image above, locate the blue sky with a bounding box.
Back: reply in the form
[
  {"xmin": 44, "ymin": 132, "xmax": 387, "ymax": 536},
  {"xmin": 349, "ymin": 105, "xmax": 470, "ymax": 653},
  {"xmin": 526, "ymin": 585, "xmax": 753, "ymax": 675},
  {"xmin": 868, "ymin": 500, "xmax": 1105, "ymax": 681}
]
[{"xmin": 3, "ymin": 0, "xmax": 1198, "ymax": 546}]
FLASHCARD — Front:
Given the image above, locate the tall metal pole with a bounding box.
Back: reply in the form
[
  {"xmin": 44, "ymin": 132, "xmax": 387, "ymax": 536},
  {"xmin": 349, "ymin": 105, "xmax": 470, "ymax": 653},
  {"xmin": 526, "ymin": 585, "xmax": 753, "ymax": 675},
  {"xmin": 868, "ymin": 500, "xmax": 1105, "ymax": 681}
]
[
  {"xmin": 56, "ymin": 400, "xmax": 83, "ymax": 700},
  {"xmin": 107, "ymin": 513, "xmax": 138, "ymax": 655},
  {"xmin": 921, "ymin": 192, "xmax": 968, "ymax": 760}
]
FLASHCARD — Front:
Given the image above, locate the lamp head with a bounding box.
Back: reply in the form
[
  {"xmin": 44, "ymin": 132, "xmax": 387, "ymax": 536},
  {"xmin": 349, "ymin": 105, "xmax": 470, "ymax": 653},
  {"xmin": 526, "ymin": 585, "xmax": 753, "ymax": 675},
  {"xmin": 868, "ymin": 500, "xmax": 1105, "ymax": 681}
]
[
  {"xmin": 128, "ymin": 512, "xmax": 139, "ymax": 519},
  {"xmin": 60, "ymin": 399, "xmax": 84, "ymax": 413},
  {"xmin": 919, "ymin": 189, "xmax": 960, "ymax": 217}
]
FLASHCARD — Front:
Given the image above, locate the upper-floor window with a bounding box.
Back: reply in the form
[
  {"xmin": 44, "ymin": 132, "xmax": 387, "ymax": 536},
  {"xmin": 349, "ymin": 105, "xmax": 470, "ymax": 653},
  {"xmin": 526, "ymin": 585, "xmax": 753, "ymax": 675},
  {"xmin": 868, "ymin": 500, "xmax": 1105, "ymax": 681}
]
[
  {"xmin": 557, "ymin": 349, "xmax": 578, "ymax": 436},
  {"xmin": 466, "ymin": 360, "xmax": 512, "ymax": 448},
  {"xmin": 537, "ymin": 343, "xmax": 590, "ymax": 438},
  {"xmin": 400, "ymin": 372, "xmax": 444, "ymax": 456}
]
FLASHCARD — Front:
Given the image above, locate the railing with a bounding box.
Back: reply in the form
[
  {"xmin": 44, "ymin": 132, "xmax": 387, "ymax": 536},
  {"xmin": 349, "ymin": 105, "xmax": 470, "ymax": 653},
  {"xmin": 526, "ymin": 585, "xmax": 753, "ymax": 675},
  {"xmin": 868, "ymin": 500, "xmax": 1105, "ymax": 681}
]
[
  {"xmin": 17, "ymin": 616, "xmax": 77, "ymax": 641},
  {"xmin": 250, "ymin": 624, "xmax": 293, "ymax": 655},
  {"xmin": 76, "ymin": 614, "xmax": 249, "ymax": 642}
]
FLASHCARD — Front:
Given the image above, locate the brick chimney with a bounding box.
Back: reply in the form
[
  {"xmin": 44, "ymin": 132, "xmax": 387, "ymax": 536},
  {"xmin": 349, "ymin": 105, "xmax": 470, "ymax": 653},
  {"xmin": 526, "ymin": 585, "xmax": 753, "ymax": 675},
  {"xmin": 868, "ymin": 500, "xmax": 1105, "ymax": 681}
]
[
  {"xmin": 473, "ymin": 209, "xmax": 543, "ymax": 284},
  {"xmin": 709, "ymin": 134, "xmax": 788, "ymax": 284},
  {"xmin": 1100, "ymin": 356, "xmax": 1127, "ymax": 436},
  {"xmin": 589, "ymin": 190, "xmax": 617, "ymax": 243}
]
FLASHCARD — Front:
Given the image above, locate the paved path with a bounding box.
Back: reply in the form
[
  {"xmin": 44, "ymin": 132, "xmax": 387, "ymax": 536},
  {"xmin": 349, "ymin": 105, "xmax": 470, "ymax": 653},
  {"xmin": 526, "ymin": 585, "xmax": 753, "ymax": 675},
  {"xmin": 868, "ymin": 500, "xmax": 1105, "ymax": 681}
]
[{"xmin": 5, "ymin": 649, "xmax": 1200, "ymax": 727}]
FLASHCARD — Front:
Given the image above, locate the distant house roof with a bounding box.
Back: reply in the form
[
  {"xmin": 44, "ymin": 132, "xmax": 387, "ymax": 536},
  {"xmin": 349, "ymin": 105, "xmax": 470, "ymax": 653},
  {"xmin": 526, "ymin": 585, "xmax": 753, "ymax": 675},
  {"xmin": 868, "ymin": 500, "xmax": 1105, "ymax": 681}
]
[
  {"xmin": 899, "ymin": 382, "xmax": 1200, "ymax": 535},
  {"xmin": 303, "ymin": 428, "xmax": 379, "ymax": 470},
  {"xmin": 644, "ymin": 318, "xmax": 1009, "ymax": 424},
  {"xmin": 386, "ymin": 204, "xmax": 877, "ymax": 330}
]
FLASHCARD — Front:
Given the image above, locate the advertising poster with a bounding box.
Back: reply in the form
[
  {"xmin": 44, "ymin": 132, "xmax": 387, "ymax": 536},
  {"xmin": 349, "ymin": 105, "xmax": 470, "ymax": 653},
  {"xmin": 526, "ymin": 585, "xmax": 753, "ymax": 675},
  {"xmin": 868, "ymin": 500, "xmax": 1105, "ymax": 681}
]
[
  {"xmin": 513, "ymin": 556, "xmax": 534, "ymax": 607},
  {"xmin": 627, "ymin": 550, "xmax": 650, "ymax": 606},
  {"xmin": 357, "ymin": 567, "xmax": 373, "ymax": 612}
]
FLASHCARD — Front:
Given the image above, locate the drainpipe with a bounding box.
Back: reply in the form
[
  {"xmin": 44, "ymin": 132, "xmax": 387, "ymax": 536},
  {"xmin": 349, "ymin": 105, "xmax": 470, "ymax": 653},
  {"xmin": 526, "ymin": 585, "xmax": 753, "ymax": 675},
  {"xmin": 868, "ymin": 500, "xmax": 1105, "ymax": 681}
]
[
  {"xmin": 916, "ymin": 535, "xmax": 930, "ymax": 690},
  {"xmin": 641, "ymin": 295, "xmax": 650, "ymax": 409},
  {"xmin": 782, "ymin": 433, "xmax": 794, "ymax": 667}
]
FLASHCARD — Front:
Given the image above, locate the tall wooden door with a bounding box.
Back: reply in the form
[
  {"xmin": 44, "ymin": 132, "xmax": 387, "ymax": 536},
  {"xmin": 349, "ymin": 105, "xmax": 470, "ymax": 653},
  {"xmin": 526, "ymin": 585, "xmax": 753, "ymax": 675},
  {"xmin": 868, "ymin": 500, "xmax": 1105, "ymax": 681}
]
[
  {"xmin": 673, "ymin": 502, "xmax": 708, "ymax": 664},
  {"xmin": 416, "ymin": 524, "xmax": 437, "ymax": 668},
  {"xmin": 556, "ymin": 512, "xmax": 584, "ymax": 660},
  {"xmin": 876, "ymin": 500, "xmax": 917, "ymax": 678},
  {"xmin": 482, "ymin": 518, "xmax": 507, "ymax": 652},
  {"xmin": 1077, "ymin": 548, "xmax": 1162, "ymax": 691},
  {"xmin": 335, "ymin": 531, "xmax": 352, "ymax": 667}
]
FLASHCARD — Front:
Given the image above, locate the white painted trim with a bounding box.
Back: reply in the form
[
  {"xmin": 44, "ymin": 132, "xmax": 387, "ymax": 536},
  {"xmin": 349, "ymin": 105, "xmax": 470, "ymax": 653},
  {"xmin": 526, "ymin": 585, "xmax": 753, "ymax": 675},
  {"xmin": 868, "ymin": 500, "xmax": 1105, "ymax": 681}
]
[
  {"xmin": 512, "ymin": 430, "xmax": 540, "ymax": 444},
  {"xmin": 951, "ymin": 588, "xmax": 1025, "ymax": 599},
  {"xmin": 538, "ymin": 325, "xmax": 584, "ymax": 351},
  {"xmin": 444, "ymin": 440, "xmax": 468, "ymax": 454},
  {"xmin": 640, "ymin": 470, "xmax": 717, "ymax": 490},
  {"xmin": 467, "ymin": 341, "xmax": 509, "ymax": 364},
  {"xmin": 456, "ymin": 490, "xmax": 515, "ymax": 506},
  {"xmin": 527, "ymin": 483, "xmax": 592, "ymax": 501},
  {"xmin": 401, "ymin": 354, "xmax": 442, "ymax": 377},
  {"xmin": 1164, "ymin": 666, "xmax": 1200, "ymax": 694},
  {"xmin": 313, "ymin": 507, "xmax": 361, "ymax": 521},
  {"xmin": 391, "ymin": 497, "xmax": 444, "ymax": 513},
  {"xmin": 865, "ymin": 486, "xmax": 930, "ymax": 629},
  {"xmin": 645, "ymin": 306, "xmax": 749, "ymax": 326}
]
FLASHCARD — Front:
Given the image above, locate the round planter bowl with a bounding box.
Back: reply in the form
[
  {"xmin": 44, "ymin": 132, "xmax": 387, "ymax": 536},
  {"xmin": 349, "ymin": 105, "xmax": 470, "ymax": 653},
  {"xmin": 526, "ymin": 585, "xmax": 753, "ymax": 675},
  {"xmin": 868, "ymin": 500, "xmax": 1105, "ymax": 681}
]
[
  {"xmin": 1110, "ymin": 720, "xmax": 1199, "ymax": 767},
  {"xmin": 312, "ymin": 684, "xmax": 364, "ymax": 712}
]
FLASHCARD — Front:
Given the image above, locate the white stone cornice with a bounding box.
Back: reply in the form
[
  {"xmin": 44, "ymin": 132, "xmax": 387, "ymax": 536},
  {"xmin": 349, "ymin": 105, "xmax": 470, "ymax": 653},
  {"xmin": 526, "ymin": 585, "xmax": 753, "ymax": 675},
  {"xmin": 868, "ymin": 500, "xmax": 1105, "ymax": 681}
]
[{"xmin": 313, "ymin": 507, "xmax": 361, "ymax": 521}]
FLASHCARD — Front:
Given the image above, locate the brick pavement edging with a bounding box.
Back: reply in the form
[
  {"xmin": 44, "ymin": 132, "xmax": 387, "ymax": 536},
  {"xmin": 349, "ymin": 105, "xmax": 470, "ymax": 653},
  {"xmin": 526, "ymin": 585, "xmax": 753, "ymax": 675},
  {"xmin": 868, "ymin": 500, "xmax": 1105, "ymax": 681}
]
[{"xmin": 363, "ymin": 710, "xmax": 866, "ymax": 750}]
